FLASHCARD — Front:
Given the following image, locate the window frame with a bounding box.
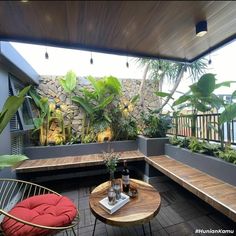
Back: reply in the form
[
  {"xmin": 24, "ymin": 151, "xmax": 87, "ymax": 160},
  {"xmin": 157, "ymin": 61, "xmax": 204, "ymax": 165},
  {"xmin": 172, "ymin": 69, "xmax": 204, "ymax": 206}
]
[{"xmin": 9, "ymin": 74, "xmax": 35, "ymax": 131}]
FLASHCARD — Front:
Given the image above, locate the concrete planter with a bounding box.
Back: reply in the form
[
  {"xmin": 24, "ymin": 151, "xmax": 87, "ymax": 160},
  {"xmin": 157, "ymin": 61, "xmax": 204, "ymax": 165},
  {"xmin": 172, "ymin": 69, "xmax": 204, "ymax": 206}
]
[
  {"xmin": 0, "ymin": 167, "xmax": 16, "ymax": 179},
  {"xmin": 138, "ymin": 135, "xmax": 169, "ymax": 156},
  {"xmin": 24, "ymin": 140, "xmax": 138, "ymax": 159},
  {"xmin": 165, "ymin": 144, "xmax": 236, "ymax": 186}
]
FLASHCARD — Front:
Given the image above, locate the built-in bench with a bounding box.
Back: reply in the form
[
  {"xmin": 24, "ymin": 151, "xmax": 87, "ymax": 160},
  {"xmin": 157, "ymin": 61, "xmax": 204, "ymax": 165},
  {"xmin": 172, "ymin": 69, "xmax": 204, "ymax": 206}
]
[
  {"xmin": 15, "ymin": 152, "xmax": 236, "ymax": 222},
  {"xmin": 145, "ymin": 155, "xmax": 236, "ymax": 222},
  {"xmin": 15, "ymin": 150, "xmax": 145, "ymax": 173}
]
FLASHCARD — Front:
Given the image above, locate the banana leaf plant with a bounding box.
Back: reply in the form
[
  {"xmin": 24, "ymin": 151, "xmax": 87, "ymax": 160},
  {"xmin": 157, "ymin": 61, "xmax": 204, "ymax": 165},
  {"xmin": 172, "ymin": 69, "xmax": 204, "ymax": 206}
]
[
  {"xmin": 59, "ymin": 70, "xmax": 77, "ymax": 98},
  {"xmin": 173, "ymin": 73, "xmax": 234, "ymax": 138},
  {"xmin": 29, "ymin": 88, "xmax": 50, "ymax": 145},
  {"xmin": 0, "ymin": 86, "xmax": 31, "ymax": 169},
  {"xmin": 72, "ymin": 75, "xmax": 121, "ymax": 141},
  {"xmin": 219, "ymin": 90, "xmax": 236, "ymax": 147}
]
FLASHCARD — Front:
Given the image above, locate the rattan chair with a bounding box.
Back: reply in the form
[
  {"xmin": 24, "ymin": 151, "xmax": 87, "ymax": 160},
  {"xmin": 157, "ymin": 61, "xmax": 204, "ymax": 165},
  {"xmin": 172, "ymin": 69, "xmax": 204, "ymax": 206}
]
[{"xmin": 0, "ymin": 178, "xmax": 79, "ymax": 236}]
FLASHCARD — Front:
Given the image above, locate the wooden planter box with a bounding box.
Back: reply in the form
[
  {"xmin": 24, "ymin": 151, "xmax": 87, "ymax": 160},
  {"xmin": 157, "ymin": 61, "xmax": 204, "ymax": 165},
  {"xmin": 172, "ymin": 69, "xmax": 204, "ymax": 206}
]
[
  {"xmin": 165, "ymin": 144, "xmax": 236, "ymax": 186},
  {"xmin": 138, "ymin": 135, "xmax": 169, "ymax": 156},
  {"xmin": 24, "ymin": 140, "xmax": 138, "ymax": 159}
]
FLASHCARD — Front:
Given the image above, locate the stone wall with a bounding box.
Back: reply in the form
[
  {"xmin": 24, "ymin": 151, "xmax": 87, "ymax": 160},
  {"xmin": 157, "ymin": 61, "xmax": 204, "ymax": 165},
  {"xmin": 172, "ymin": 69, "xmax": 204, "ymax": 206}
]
[{"xmin": 37, "ymin": 76, "xmax": 160, "ymax": 136}]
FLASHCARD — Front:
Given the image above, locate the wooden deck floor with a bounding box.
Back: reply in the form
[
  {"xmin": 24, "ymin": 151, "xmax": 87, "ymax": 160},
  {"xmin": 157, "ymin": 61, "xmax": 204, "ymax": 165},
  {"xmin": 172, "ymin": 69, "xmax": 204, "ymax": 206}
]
[
  {"xmin": 15, "ymin": 151, "xmax": 144, "ymax": 173},
  {"xmin": 145, "ymin": 155, "xmax": 236, "ymax": 222},
  {"xmin": 43, "ymin": 174, "xmax": 235, "ymax": 236}
]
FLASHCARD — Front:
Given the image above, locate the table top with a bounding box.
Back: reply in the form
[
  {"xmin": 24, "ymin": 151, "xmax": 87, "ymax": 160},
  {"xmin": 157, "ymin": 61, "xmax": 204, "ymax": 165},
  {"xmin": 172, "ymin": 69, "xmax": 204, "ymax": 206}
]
[{"xmin": 89, "ymin": 179, "xmax": 161, "ymax": 227}]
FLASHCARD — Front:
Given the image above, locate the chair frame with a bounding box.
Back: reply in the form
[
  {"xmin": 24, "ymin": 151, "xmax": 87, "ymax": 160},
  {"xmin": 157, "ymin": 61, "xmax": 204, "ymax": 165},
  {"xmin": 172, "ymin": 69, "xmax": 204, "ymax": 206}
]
[{"xmin": 0, "ymin": 178, "xmax": 79, "ymax": 236}]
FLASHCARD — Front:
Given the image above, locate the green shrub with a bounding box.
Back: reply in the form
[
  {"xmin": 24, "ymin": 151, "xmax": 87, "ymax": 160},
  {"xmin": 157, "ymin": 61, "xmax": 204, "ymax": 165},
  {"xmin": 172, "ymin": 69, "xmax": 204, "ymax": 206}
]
[
  {"xmin": 110, "ymin": 108, "xmax": 138, "ymax": 140},
  {"xmin": 169, "ymin": 136, "xmax": 181, "ymax": 145},
  {"xmin": 169, "ymin": 136, "xmax": 190, "ymax": 148},
  {"xmin": 170, "ymin": 136, "xmax": 236, "ymax": 164},
  {"xmin": 217, "ymin": 148, "xmax": 236, "ymax": 164},
  {"xmin": 141, "ymin": 112, "xmax": 172, "ymax": 138}
]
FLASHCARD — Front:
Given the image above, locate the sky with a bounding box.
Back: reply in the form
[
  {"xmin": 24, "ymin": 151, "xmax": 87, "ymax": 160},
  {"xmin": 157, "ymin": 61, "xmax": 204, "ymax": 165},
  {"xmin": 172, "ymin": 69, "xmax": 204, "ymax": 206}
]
[
  {"xmin": 10, "ymin": 42, "xmax": 144, "ymax": 79},
  {"xmin": 10, "ymin": 39, "xmax": 236, "ymax": 95}
]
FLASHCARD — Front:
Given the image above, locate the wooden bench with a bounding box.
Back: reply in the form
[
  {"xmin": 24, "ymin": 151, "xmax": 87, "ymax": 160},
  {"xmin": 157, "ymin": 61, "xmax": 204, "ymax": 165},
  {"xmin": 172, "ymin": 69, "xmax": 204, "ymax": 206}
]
[
  {"xmin": 16, "ymin": 151, "xmax": 236, "ymax": 222},
  {"xmin": 145, "ymin": 155, "xmax": 236, "ymax": 222},
  {"xmin": 15, "ymin": 150, "xmax": 145, "ymax": 173}
]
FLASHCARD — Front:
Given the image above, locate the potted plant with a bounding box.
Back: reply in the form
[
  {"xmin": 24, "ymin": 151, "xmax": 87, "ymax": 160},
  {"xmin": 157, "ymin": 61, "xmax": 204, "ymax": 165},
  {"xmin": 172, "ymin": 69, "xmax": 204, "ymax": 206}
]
[
  {"xmin": 138, "ymin": 111, "xmax": 171, "ymax": 156},
  {"xmin": 103, "ymin": 149, "xmax": 120, "ymax": 184}
]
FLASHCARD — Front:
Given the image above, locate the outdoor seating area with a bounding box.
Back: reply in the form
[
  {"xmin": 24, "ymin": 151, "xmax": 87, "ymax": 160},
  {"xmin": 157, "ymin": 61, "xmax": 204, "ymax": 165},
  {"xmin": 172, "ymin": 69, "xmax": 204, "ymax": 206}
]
[
  {"xmin": 14, "ymin": 151, "xmax": 236, "ymax": 222},
  {"xmin": 1, "ymin": 1, "xmax": 236, "ymax": 235},
  {"xmin": 46, "ymin": 172, "xmax": 235, "ymax": 236}
]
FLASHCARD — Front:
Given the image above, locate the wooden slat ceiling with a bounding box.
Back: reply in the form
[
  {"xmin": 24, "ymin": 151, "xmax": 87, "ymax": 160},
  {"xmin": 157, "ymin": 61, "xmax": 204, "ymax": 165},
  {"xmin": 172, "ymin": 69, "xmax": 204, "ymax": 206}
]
[{"xmin": 0, "ymin": 1, "xmax": 236, "ymax": 63}]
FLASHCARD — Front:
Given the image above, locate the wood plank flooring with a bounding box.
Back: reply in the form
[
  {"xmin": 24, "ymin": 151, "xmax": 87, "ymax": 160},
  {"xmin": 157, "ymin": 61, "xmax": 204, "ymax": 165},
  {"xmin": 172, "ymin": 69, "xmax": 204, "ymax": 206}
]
[
  {"xmin": 15, "ymin": 151, "xmax": 144, "ymax": 173},
  {"xmin": 42, "ymin": 174, "xmax": 235, "ymax": 236},
  {"xmin": 145, "ymin": 155, "xmax": 236, "ymax": 222}
]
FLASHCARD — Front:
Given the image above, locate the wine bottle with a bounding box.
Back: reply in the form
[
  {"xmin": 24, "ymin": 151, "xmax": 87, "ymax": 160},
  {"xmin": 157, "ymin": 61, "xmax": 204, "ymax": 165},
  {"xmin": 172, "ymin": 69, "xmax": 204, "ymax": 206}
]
[{"xmin": 122, "ymin": 160, "xmax": 130, "ymax": 193}]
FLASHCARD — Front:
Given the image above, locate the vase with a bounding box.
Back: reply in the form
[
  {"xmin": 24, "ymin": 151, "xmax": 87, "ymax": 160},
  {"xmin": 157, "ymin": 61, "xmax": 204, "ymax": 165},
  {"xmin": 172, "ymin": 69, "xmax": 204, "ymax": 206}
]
[{"xmin": 110, "ymin": 171, "xmax": 115, "ymax": 187}]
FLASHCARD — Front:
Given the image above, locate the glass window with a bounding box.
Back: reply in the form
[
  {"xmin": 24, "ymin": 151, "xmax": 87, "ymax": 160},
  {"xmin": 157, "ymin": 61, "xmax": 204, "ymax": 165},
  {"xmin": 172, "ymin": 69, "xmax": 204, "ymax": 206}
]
[{"xmin": 9, "ymin": 74, "xmax": 34, "ymax": 131}]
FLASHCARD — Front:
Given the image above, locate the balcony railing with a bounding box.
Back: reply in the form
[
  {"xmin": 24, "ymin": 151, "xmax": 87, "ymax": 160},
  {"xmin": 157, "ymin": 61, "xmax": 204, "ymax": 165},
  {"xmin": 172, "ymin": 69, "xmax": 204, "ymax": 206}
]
[{"xmin": 167, "ymin": 113, "xmax": 236, "ymax": 145}]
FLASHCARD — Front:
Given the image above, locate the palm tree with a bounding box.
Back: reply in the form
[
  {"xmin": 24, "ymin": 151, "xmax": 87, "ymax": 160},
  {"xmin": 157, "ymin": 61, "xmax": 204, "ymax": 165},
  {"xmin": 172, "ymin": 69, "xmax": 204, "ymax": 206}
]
[{"xmin": 135, "ymin": 58, "xmax": 208, "ymax": 112}]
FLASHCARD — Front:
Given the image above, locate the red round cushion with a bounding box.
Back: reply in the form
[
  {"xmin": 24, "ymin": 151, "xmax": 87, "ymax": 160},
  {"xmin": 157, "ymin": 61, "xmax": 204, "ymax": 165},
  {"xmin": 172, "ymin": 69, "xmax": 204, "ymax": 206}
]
[{"xmin": 1, "ymin": 193, "xmax": 77, "ymax": 236}]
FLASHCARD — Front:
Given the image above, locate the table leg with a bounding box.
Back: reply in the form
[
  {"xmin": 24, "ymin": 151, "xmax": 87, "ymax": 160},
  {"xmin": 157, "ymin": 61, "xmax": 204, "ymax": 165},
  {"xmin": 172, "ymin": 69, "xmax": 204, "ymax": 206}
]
[
  {"xmin": 92, "ymin": 218, "xmax": 97, "ymax": 236},
  {"xmin": 149, "ymin": 221, "xmax": 153, "ymax": 236},
  {"xmin": 142, "ymin": 224, "xmax": 146, "ymax": 236}
]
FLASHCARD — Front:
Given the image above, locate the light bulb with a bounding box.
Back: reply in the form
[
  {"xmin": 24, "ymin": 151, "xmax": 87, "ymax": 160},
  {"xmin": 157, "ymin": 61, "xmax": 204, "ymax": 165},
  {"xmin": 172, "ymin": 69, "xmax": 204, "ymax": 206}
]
[
  {"xmin": 45, "ymin": 51, "xmax": 49, "ymax": 59},
  {"xmin": 158, "ymin": 65, "xmax": 163, "ymax": 75}
]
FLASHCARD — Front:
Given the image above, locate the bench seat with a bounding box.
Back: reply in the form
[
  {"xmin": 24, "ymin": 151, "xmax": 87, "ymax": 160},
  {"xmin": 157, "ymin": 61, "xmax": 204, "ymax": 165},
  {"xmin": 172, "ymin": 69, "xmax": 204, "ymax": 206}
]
[
  {"xmin": 15, "ymin": 151, "xmax": 145, "ymax": 173},
  {"xmin": 15, "ymin": 151, "xmax": 236, "ymax": 222},
  {"xmin": 145, "ymin": 155, "xmax": 236, "ymax": 222}
]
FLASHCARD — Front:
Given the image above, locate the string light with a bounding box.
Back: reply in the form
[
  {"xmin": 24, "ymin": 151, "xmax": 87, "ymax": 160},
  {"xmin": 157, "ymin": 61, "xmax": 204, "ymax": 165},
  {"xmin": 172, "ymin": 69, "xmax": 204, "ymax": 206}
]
[
  {"xmin": 90, "ymin": 52, "xmax": 93, "ymax": 64},
  {"xmin": 158, "ymin": 59, "xmax": 163, "ymax": 75},
  {"xmin": 45, "ymin": 47, "xmax": 49, "ymax": 59},
  {"xmin": 126, "ymin": 56, "xmax": 129, "ymax": 68},
  {"xmin": 184, "ymin": 61, "xmax": 187, "ymax": 72},
  {"xmin": 208, "ymin": 53, "xmax": 212, "ymax": 65}
]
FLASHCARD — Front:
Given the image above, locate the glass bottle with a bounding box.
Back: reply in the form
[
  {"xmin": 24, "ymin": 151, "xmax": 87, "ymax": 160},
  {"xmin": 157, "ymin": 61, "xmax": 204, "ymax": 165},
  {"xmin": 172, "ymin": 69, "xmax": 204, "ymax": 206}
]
[{"xmin": 122, "ymin": 160, "xmax": 130, "ymax": 193}]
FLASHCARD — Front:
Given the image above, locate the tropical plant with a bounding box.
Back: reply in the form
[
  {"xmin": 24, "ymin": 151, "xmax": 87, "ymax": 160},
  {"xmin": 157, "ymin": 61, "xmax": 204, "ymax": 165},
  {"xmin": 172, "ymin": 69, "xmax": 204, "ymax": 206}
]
[
  {"xmin": 169, "ymin": 137, "xmax": 223, "ymax": 160},
  {"xmin": 0, "ymin": 86, "xmax": 31, "ymax": 169},
  {"xmin": 0, "ymin": 86, "xmax": 31, "ymax": 134},
  {"xmin": 59, "ymin": 70, "xmax": 77, "ymax": 98},
  {"xmin": 109, "ymin": 94, "xmax": 139, "ymax": 141},
  {"xmin": 218, "ymin": 148, "xmax": 236, "ymax": 164},
  {"xmin": 218, "ymin": 90, "xmax": 236, "ymax": 147},
  {"xmin": 0, "ymin": 155, "xmax": 28, "ymax": 169},
  {"xmin": 29, "ymin": 88, "xmax": 69, "ymax": 146},
  {"xmin": 59, "ymin": 70, "xmax": 77, "ymax": 140},
  {"xmin": 141, "ymin": 111, "xmax": 172, "ymax": 138},
  {"xmin": 173, "ymin": 73, "xmax": 233, "ymax": 137},
  {"xmin": 135, "ymin": 58, "xmax": 208, "ymax": 111},
  {"xmin": 29, "ymin": 88, "xmax": 50, "ymax": 145},
  {"xmin": 117, "ymin": 116, "xmax": 138, "ymax": 140},
  {"xmin": 72, "ymin": 75, "xmax": 122, "ymax": 142},
  {"xmin": 188, "ymin": 137, "xmax": 205, "ymax": 153}
]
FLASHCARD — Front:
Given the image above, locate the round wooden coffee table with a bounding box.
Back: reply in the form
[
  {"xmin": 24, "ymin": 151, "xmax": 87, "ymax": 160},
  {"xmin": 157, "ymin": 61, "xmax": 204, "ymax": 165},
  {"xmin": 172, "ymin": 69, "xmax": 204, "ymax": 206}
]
[{"xmin": 89, "ymin": 179, "xmax": 161, "ymax": 236}]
